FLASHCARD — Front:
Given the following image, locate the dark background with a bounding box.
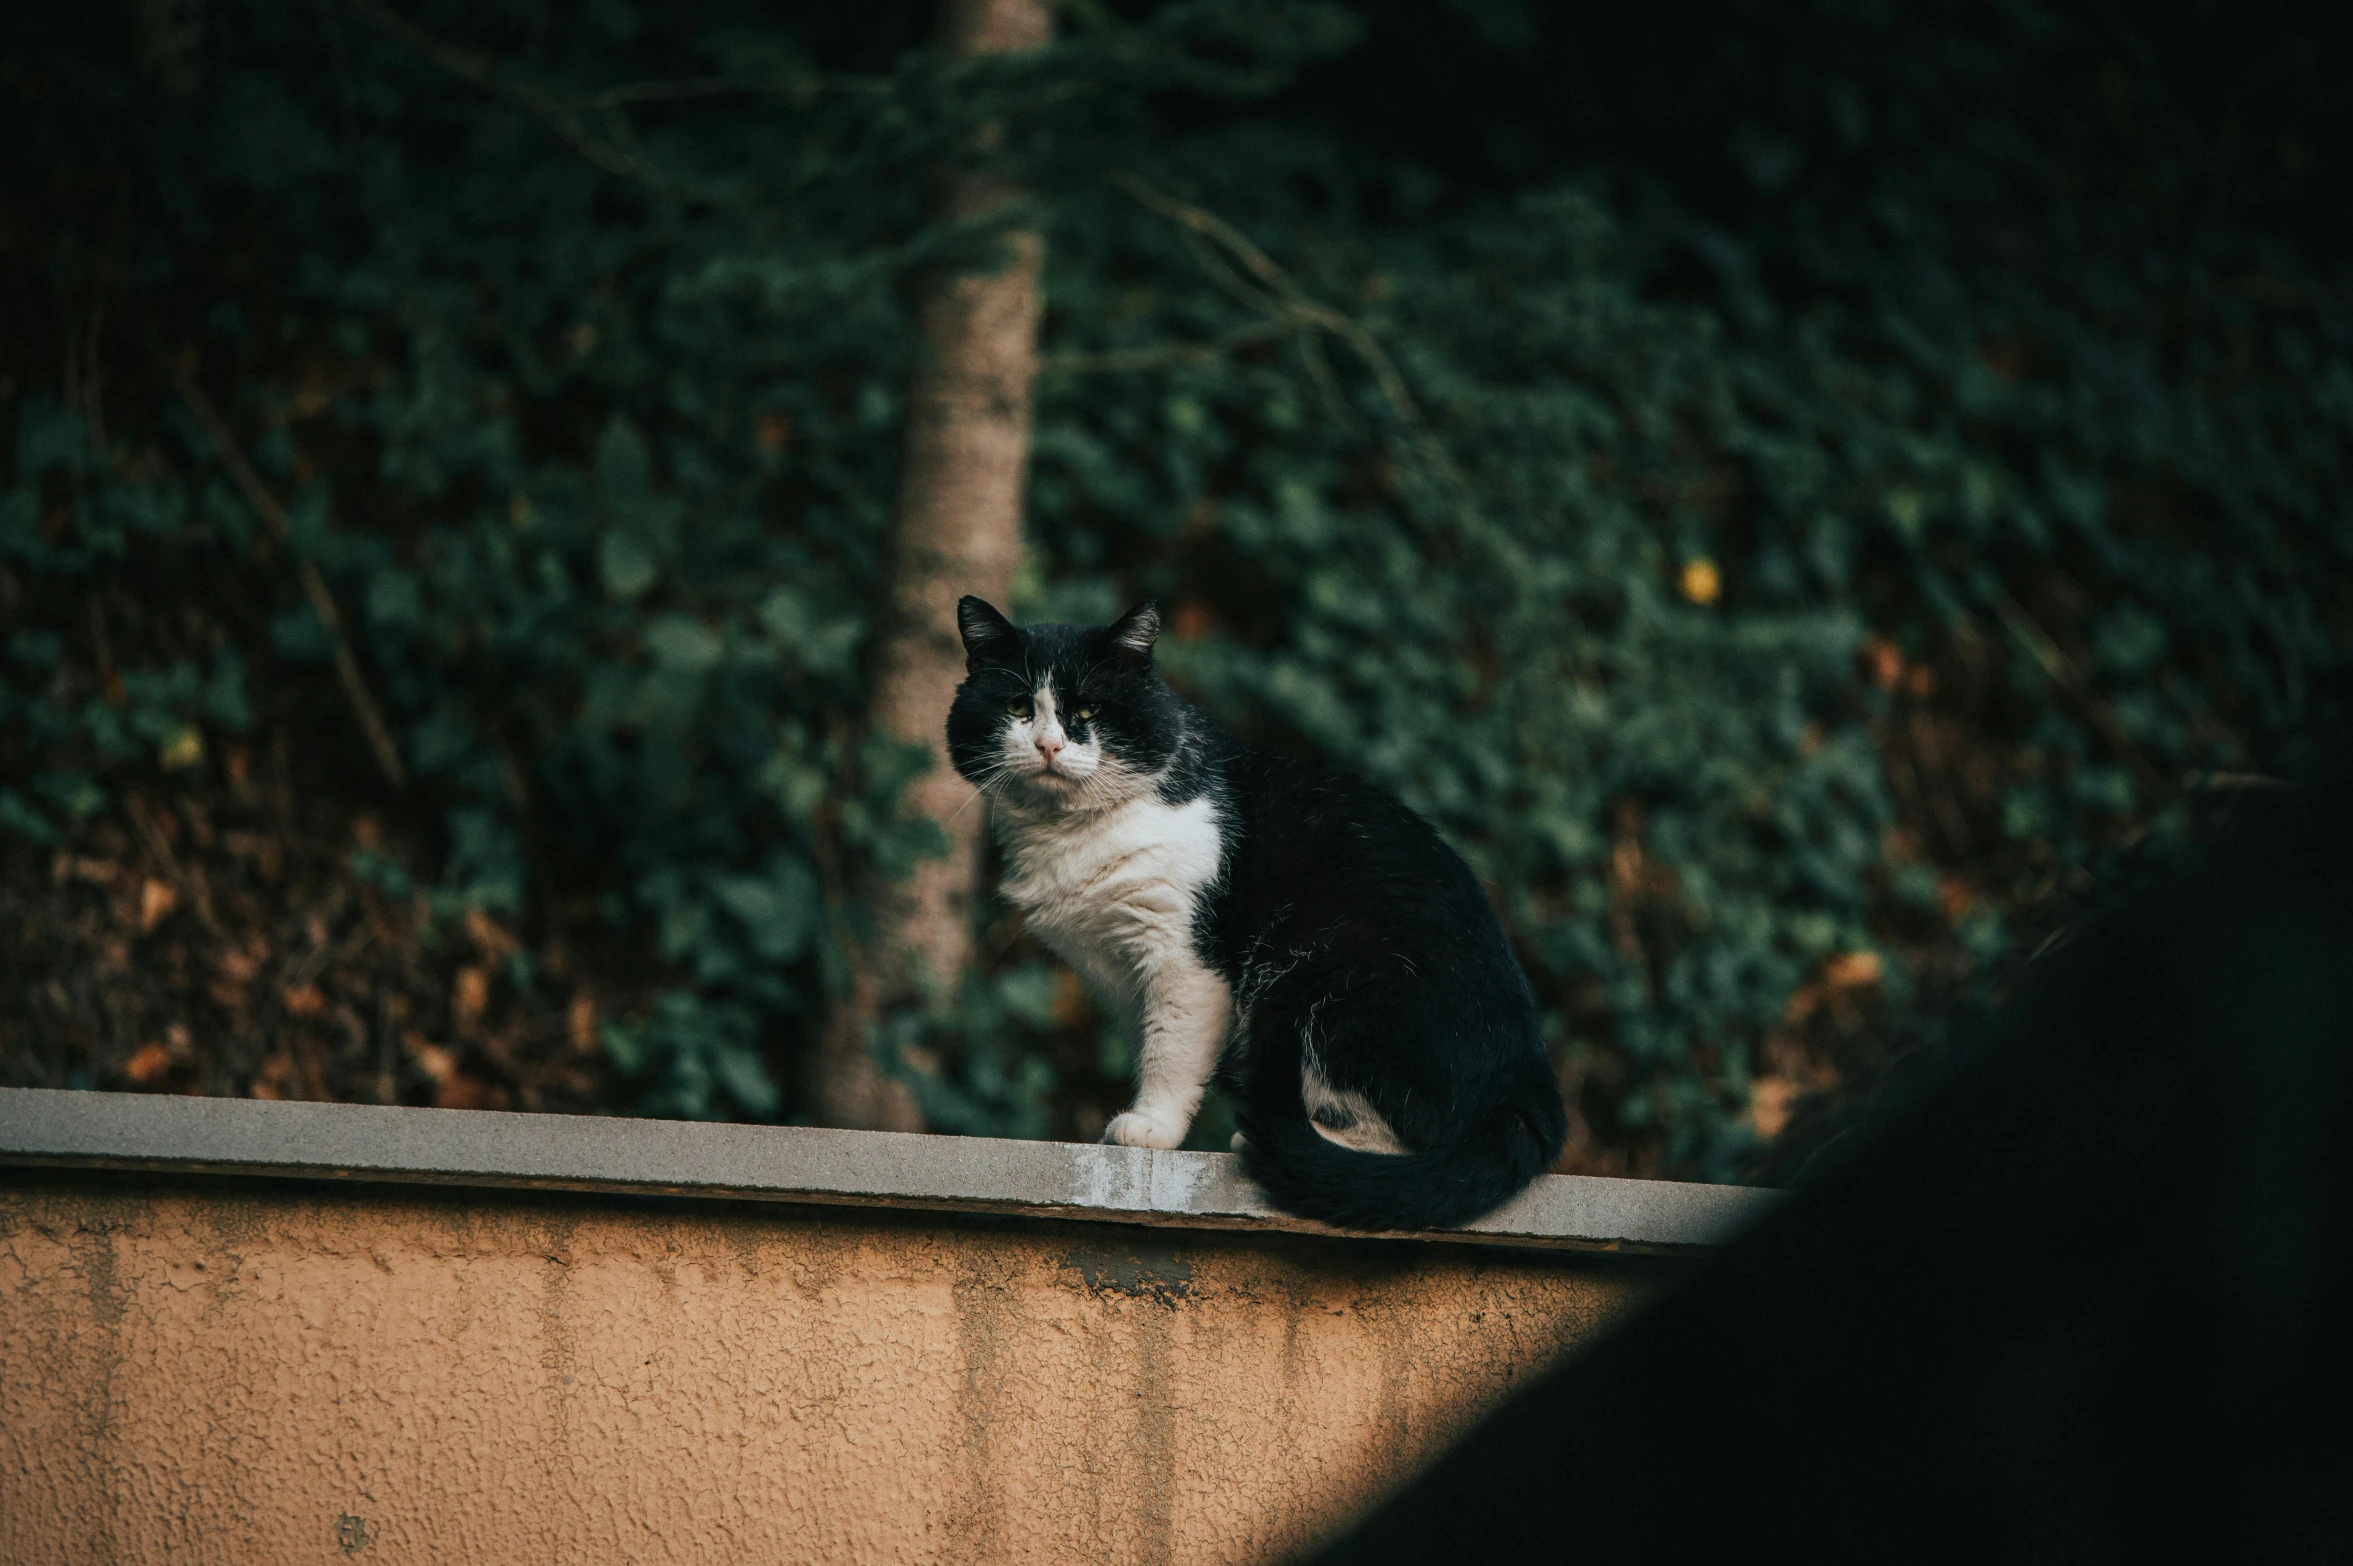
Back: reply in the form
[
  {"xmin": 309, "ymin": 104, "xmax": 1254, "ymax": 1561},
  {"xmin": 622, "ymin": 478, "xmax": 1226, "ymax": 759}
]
[{"xmin": 4, "ymin": 0, "xmax": 2347, "ymax": 1180}]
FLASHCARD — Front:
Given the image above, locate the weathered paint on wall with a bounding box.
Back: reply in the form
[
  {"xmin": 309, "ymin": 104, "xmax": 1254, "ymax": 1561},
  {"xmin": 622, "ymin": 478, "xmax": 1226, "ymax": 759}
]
[{"xmin": 0, "ymin": 1172, "xmax": 1661, "ymax": 1564}]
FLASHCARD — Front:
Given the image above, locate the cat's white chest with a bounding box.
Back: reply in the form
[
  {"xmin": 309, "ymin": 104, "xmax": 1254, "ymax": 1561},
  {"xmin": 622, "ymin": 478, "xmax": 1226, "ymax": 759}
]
[{"xmin": 997, "ymin": 793, "xmax": 1224, "ymax": 1010}]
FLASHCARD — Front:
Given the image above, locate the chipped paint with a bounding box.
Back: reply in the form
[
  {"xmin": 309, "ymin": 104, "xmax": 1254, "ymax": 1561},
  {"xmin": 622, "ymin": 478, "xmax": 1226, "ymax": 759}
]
[{"xmin": 1062, "ymin": 1242, "xmax": 1197, "ymax": 1303}]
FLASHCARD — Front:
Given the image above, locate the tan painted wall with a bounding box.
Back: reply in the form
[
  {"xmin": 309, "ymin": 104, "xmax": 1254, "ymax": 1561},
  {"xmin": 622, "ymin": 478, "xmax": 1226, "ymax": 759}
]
[{"xmin": 0, "ymin": 1173, "xmax": 1660, "ymax": 1565}]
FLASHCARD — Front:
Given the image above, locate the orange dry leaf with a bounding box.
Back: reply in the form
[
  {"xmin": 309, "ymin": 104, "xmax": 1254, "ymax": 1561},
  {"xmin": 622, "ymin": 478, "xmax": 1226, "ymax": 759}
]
[
  {"xmin": 281, "ymin": 985, "xmax": 327, "ymax": 1018},
  {"xmin": 454, "ymin": 966, "xmax": 490, "ymax": 1027},
  {"xmin": 434, "ymin": 1074, "xmax": 506, "ymax": 1111},
  {"xmin": 138, "ymin": 877, "xmax": 179, "ymax": 932},
  {"xmin": 1939, "ymin": 878, "xmax": 1975, "ymax": 921},
  {"xmin": 1823, "ymin": 950, "xmax": 1885, "ymax": 990},
  {"xmin": 250, "ymin": 1054, "xmax": 296, "ymax": 1100},
  {"xmin": 567, "ymin": 992, "xmax": 598, "ymax": 1055},
  {"xmin": 463, "ymin": 909, "xmax": 518, "ymax": 961},
  {"xmin": 1748, "ymin": 1075, "xmax": 1801, "ymax": 1140},
  {"xmin": 406, "ymin": 1035, "xmax": 457, "ymax": 1085},
  {"xmin": 124, "ymin": 1042, "xmax": 174, "ymax": 1086},
  {"xmin": 158, "ymin": 726, "xmax": 204, "ymax": 770}
]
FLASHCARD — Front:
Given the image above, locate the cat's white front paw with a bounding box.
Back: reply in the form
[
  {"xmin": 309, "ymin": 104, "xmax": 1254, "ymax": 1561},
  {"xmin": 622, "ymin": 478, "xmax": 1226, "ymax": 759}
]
[{"xmin": 1102, "ymin": 1110, "xmax": 1187, "ymax": 1149}]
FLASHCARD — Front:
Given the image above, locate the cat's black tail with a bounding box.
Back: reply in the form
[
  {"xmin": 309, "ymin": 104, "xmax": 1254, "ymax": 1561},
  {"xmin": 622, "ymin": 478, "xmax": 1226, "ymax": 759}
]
[{"xmin": 1237, "ymin": 1063, "xmax": 1566, "ymax": 1232}]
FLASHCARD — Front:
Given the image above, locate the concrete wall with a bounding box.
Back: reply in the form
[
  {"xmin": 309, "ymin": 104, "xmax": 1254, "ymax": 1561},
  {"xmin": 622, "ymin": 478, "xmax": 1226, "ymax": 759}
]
[{"xmin": 0, "ymin": 1093, "xmax": 1767, "ymax": 1564}]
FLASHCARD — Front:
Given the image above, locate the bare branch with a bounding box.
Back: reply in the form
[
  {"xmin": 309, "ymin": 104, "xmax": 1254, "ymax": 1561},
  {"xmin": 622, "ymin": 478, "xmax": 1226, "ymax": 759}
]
[
  {"xmin": 1105, "ymin": 171, "xmax": 1513, "ymax": 550},
  {"xmin": 1984, "ymin": 584, "xmax": 2147, "ymax": 767},
  {"xmin": 585, "ymin": 72, "xmax": 888, "ymax": 110},
  {"xmin": 1038, "ymin": 321, "xmax": 1298, "ymax": 377},
  {"xmin": 1111, "ymin": 172, "xmax": 1427, "ymax": 430},
  {"xmin": 167, "ymin": 355, "xmax": 410, "ymax": 792},
  {"xmin": 342, "ymin": 0, "xmax": 672, "ymax": 192}
]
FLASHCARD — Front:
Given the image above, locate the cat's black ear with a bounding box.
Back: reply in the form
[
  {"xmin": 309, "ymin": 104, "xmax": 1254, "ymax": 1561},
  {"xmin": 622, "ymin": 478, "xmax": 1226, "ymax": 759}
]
[
  {"xmin": 1106, "ymin": 601, "xmax": 1160, "ymax": 659},
  {"xmin": 958, "ymin": 596, "xmax": 1018, "ymax": 666}
]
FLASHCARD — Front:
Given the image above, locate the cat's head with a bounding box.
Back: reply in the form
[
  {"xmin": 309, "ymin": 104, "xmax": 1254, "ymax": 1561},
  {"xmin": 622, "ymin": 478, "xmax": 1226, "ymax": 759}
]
[{"xmin": 946, "ymin": 597, "xmax": 1186, "ymax": 810}]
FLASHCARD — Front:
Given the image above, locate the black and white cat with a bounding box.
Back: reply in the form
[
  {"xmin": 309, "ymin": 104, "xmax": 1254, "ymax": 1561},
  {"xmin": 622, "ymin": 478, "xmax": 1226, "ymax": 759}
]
[{"xmin": 947, "ymin": 596, "xmax": 1566, "ymax": 1230}]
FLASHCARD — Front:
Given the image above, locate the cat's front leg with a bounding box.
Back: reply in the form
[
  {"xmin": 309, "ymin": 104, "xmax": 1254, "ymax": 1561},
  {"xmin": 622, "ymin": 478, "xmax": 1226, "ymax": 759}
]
[{"xmin": 1102, "ymin": 958, "xmax": 1232, "ymax": 1150}]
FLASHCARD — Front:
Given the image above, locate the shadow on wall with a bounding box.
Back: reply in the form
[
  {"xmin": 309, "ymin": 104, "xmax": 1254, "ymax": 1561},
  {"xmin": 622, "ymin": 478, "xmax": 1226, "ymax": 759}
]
[{"xmin": 1314, "ymin": 743, "xmax": 2353, "ymax": 1562}]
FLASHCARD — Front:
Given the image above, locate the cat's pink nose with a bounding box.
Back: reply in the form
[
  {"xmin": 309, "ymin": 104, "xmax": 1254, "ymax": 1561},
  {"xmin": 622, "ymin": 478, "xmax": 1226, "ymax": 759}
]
[{"xmin": 1035, "ymin": 732, "xmax": 1065, "ymax": 764}]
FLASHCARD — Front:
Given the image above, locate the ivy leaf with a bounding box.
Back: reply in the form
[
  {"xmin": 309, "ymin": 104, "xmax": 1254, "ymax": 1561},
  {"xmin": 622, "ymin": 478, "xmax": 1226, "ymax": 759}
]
[
  {"xmin": 710, "ymin": 859, "xmax": 818, "ymax": 960},
  {"xmin": 645, "ymin": 614, "xmax": 722, "ymax": 672},
  {"xmin": 599, "ymin": 532, "xmax": 658, "ymax": 601}
]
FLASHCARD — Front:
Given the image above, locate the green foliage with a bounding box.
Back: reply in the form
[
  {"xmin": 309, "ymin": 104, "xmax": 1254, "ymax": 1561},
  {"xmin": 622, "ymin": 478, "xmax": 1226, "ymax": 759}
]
[
  {"xmin": 1021, "ymin": 2, "xmax": 2353, "ymax": 1171},
  {"xmin": 4, "ymin": 1, "xmax": 2348, "ymax": 1173}
]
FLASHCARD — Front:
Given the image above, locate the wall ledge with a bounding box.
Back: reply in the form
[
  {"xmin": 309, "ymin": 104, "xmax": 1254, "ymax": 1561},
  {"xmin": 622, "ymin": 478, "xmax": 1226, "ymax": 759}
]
[{"xmin": 0, "ymin": 1087, "xmax": 1777, "ymax": 1254}]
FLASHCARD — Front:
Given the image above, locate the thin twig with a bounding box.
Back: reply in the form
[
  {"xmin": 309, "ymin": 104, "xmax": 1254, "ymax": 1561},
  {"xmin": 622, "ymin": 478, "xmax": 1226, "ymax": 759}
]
[
  {"xmin": 1039, "ymin": 320, "xmax": 1299, "ymax": 376},
  {"xmin": 1984, "ymin": 582, "xmax": 2143, "ymax": 765},
  {"xmin": 343, "ymin": 0, "xmax": 673, "ymax": 192},
  {"xmin": 1904, "ymin": 709, "xmax": 1976, "ymax": 856},
  {"xmin": 1111, "ymin": 172, "xmax": 1427, "ymax": 429},
  {"xmin": 1108, "ymin": 172, "xmax": 1514, "ymax": 559},
  {"xmin": 167, "ymin": 355, "xmax": 409, "ymax": 790},
  {"xmin": 2186, "ymin": 771, "xmax": 2297, "ymax": 791},
  {"xmin": 1984, "ymin": 584, "xmax": 2073, "ymax": 688},
  {"xmin": 123, "ymin": 791, "xmax": 222, "ymax": 935},
  {"xmin": 585, "ymin": 72, "xmax": 888, "ymax": 109}
]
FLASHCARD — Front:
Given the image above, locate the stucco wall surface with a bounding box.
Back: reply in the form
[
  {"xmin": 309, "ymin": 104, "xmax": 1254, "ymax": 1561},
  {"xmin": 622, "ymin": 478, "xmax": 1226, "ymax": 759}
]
[{"xmin": 0, "ymin": 1173, "xmax": 1658, "ymax": 1565}]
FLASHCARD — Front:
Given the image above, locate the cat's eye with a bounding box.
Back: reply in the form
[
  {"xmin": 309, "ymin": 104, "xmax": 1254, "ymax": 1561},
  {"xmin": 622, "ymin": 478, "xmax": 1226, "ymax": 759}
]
[
  {"xmin": 1077, "ymin": 706, "xmax": 1096, "ymax": 721},
  {"xmin": 1005, "ymin": 699, "xmax": 1033, "ymax": 719}
]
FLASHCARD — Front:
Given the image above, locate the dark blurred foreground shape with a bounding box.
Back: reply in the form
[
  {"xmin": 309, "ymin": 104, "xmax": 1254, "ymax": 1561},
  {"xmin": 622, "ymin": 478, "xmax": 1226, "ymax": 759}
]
[{"xmin": 1311, "ymin": 752, "xmax": 2353, "ymax": 1562}]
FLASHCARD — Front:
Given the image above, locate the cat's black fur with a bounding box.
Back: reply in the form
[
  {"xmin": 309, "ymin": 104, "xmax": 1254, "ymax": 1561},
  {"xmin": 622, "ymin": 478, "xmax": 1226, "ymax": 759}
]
[{"xmin": 948, "ymin": 596, "xmax": 1567, "ymax": 1231}]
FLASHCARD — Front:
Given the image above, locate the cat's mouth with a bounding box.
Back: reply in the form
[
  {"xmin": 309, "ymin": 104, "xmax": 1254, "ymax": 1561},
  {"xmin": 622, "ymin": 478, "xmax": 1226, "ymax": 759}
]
[
  {"xmin": 998, "ymin": 741, "xmax": 1098, "ymax": 793},
  {"xmin": 1022, "ymin": 752, "xmax": 1098, "ymax": 789}
]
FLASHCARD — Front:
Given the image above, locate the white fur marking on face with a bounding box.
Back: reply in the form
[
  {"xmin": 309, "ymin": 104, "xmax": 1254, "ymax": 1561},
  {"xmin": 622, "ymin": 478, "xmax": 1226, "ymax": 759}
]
[
  {"xmin": 995, "ymin": 789, "xmax": 1232, "ymax": 1149},
  {"xmin": 997, "ymin": 680, "xmax": 1105, "ymax": 793}
]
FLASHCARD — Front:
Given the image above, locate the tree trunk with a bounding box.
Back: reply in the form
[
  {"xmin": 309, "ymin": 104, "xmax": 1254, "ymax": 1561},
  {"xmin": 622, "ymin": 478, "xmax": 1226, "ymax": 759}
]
[{"xmin": 814, "ymin": 0, "xmax": 1053, "ymax": 1131}]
